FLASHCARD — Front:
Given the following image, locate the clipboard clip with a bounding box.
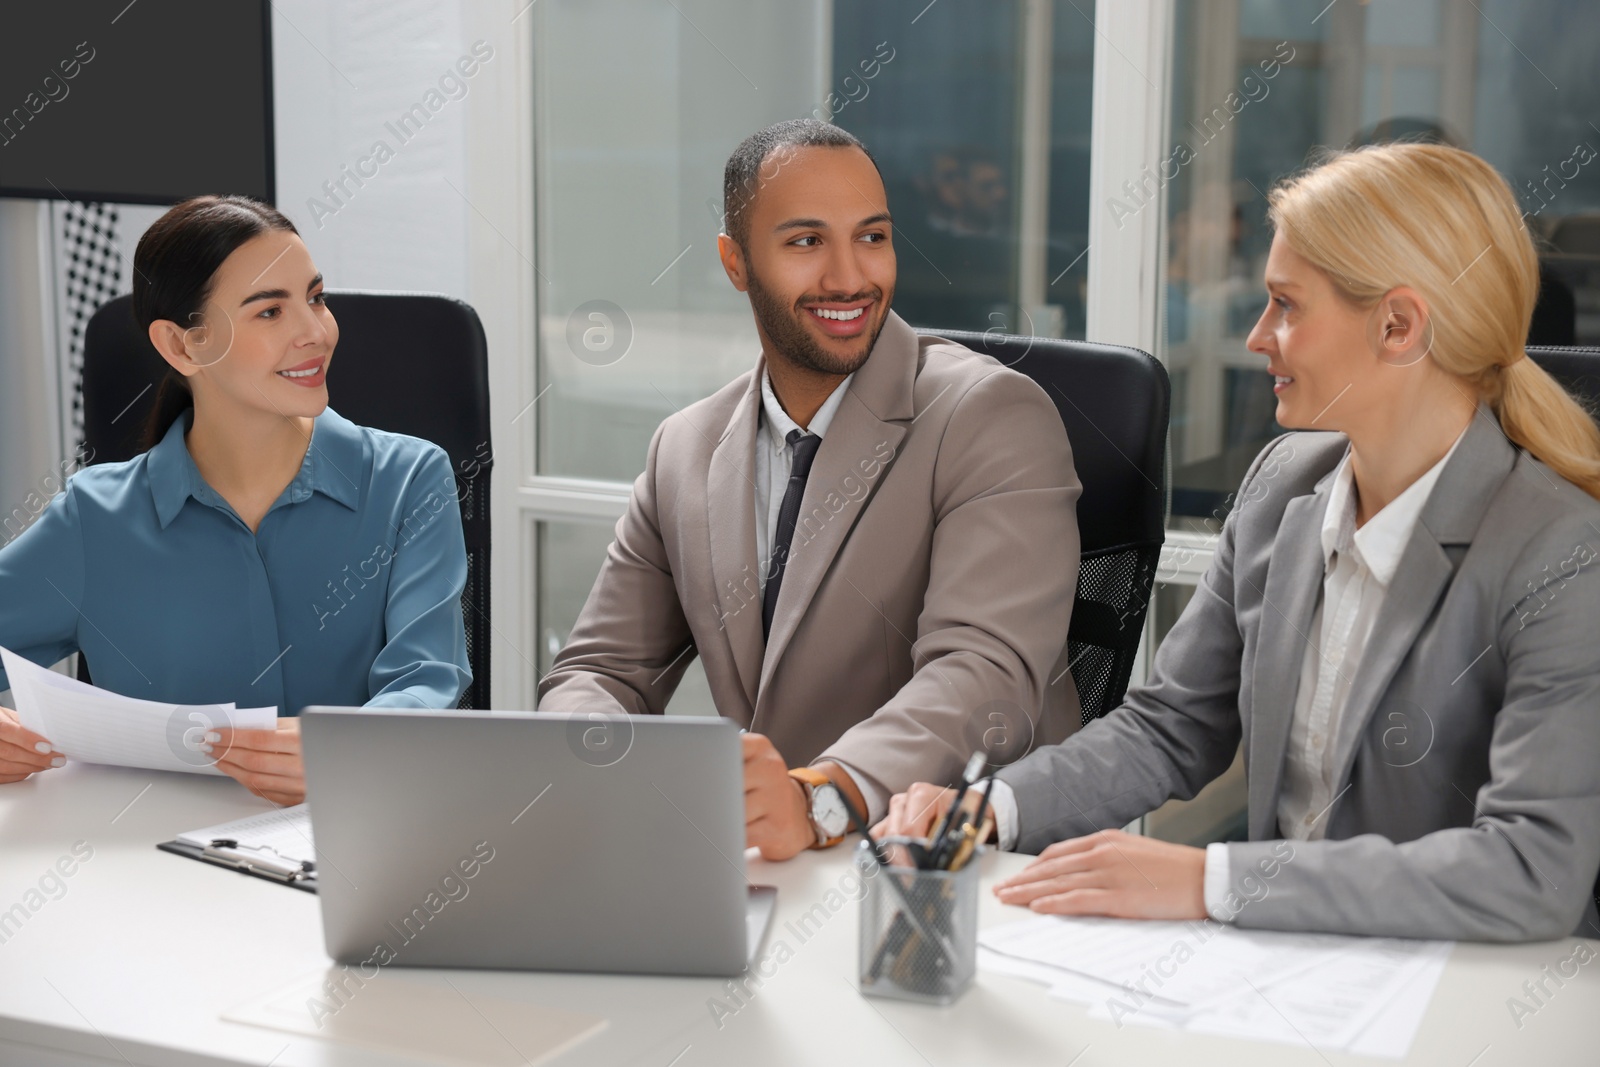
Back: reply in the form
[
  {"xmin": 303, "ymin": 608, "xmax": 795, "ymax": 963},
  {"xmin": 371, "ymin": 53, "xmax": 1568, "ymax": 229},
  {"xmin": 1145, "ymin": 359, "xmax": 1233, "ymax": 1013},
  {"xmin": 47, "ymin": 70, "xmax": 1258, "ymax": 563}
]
[{"xmin": 202, "ymin": 838, "xmax": 316, "ymax": 885}]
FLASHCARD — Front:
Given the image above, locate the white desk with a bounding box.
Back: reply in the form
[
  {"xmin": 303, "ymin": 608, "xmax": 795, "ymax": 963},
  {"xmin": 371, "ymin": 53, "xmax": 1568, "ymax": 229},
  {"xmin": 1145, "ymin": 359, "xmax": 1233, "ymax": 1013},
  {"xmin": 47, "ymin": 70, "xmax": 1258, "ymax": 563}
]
[{"xmin": 2, "ymin": 763, "xmax": 1596, "ymax": 1066}]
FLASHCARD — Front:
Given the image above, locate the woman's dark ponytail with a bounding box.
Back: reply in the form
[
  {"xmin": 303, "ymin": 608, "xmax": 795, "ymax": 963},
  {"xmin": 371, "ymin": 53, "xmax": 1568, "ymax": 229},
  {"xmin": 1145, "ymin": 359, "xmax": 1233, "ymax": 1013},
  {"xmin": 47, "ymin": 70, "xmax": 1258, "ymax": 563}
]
[{"xmin": 131, "ymin": 196, "xmax": 298, "ymax": 448}]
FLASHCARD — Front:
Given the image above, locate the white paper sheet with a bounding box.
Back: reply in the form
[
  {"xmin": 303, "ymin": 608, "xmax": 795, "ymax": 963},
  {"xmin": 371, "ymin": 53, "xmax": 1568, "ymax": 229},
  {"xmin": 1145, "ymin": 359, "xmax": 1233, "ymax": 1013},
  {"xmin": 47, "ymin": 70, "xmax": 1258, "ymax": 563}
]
[
  {"xmin": 175, "ymin": 803, "xmax": 315, "ymax": 863},
  {"xmin": 976, "ymin": 946, "xmax": 1133, "ymax": 1003},
  {"xmin": 981, "ymin": 914, "xmax": 1338, "ymax": 1009},
  {"xmin": 225, "ymin": 968, "xmax": 607, "ymax": 1067},
  {"xmin": 1347, "ymin": 942, "xmax": 1450, "ymax": 1058},
  {"xmin": 2, "ymin": 646, "xmax": 276, "ymax": 775},
  {"xmin": 1169, "ymin": 939, "xmax": 1451, "ymax": 1050},
  {"xmin": 980, "ymin": 914, "xmax": 1451, "ymax": 1058}
]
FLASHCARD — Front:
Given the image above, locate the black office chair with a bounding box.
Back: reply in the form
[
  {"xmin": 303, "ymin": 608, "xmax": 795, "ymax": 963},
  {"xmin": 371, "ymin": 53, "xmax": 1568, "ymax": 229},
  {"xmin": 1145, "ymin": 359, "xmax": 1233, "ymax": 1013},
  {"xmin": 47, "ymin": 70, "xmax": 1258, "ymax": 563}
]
[
  {"xmin": 916, "ymin": 328, "xmax": 1170, "ymax": 725},
  {"xmin": 1528, "ymin": 345, "xmax": 1600, "ymax": 419},
  {"xmin": 78, "ymin": 290, "xmax": 493, "ymax": 710},
  {"xmin": 1526, "ymin": 344, "xmax": 1600, "ymax": 923}
]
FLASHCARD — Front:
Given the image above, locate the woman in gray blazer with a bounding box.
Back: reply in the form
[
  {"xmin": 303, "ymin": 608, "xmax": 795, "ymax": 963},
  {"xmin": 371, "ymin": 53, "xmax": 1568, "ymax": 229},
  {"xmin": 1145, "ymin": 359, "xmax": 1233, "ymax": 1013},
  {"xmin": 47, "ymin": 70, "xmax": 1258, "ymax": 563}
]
[{"xmin": 881, "ymin": 142, "xmax": 1600, "ymax": 942}]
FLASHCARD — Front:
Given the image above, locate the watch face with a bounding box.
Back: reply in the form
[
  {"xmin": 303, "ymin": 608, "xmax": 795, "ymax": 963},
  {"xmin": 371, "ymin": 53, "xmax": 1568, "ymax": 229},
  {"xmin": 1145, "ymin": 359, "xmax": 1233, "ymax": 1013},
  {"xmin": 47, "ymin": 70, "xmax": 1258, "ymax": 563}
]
[{"xmin": 813, "ymin": 783, "xmax": 850, "ymax": 838}]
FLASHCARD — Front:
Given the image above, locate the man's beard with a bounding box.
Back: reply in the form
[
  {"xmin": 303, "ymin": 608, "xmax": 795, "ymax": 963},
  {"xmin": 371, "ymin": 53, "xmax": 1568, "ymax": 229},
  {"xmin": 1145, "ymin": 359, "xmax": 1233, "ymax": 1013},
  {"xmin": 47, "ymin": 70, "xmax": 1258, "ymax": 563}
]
[{"xmin": 746, "ymin": 263, "xmax": 888, "ymax": 377}]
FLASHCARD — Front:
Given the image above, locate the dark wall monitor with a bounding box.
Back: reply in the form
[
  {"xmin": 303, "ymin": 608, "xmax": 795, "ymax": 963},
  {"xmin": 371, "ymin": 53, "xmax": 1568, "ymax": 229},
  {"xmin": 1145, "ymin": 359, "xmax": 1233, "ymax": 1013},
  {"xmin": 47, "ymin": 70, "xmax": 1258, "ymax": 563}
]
[{"xmin": 0, "ymin": 1, "xmax": 273, "ymax": 205}]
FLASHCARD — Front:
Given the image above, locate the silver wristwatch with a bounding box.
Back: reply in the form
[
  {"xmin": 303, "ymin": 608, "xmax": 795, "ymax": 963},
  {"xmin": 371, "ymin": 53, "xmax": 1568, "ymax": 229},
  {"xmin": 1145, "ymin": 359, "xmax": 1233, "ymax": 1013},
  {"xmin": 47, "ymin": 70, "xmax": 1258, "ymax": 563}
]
[{"xmin": 803, "ymin": 778, "xmax": 850, "ymax": 846}]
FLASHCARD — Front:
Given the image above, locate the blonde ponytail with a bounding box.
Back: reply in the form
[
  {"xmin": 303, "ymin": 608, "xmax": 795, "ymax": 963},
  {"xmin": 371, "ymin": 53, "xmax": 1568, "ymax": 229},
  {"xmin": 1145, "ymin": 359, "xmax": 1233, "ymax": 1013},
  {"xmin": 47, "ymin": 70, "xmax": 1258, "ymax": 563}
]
[
  {"xmin": 1267, "ymin": 142, "xmax": 1600, "ymax": 501},
  {"xmin": 1494, "ymin": 356, "xmax": 1600, "ymax": 498}
]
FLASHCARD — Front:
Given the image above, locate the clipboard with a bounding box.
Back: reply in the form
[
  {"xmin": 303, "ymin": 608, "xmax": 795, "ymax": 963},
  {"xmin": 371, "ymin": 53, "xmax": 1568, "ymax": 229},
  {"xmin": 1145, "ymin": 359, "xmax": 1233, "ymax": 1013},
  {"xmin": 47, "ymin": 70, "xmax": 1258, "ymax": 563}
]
[
  {"xmin": 158, "ymin": 838, "xmax": 318, "ymax": 893},
  {"xmin": 158, "ymin": 803, "xmax": 319, "ymax": 893}
]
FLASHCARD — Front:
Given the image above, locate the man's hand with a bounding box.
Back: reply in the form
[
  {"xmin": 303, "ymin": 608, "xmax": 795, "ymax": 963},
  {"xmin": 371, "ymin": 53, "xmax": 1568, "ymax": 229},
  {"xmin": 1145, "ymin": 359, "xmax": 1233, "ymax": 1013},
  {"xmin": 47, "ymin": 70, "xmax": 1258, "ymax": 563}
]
[
  {"xmin": 742, "ymin": 733, "xmax": 814, "ymax": 861},
  {"xmin": 875, "ymin": 783, "xmax": 961, "ymax": 840},
  {"xmin": 993, "ymin": 828, "xmax": 1206, "ymax": 920},
  {"xmin": 211, "ymin": 718, "xmax": 305, "ymax": 806},
  {"xmin": 0, "ymin": 706, "xmax": 63, "ymax": 784}
]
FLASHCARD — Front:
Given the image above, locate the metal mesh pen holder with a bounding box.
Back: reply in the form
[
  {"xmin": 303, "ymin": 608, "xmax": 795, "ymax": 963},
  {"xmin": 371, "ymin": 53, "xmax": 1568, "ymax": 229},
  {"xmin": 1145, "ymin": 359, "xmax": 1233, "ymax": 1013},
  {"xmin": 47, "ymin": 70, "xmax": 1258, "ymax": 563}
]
[{"xmin": 858, "ymin": 853, "xmax": 982, "ymax": 1004}]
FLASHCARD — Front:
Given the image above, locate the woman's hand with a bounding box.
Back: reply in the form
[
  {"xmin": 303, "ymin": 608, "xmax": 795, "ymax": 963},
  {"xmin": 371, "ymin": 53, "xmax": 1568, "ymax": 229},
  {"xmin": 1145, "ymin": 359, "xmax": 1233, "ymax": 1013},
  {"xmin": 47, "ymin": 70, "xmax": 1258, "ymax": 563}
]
[
  {"xmin": 210, "ymin": 718, "xmax": 305, "ymax": 805},
  {"xmin": 0, "ymin": 706, "xmax": 64, "ymax": 784},
  {"xmin": 993, "ymin": 828, "xmax": 1207, "ymax": 920},
  {"xmin": 874, "ymin": 783, "xmax": 961, "ymax": 840}
]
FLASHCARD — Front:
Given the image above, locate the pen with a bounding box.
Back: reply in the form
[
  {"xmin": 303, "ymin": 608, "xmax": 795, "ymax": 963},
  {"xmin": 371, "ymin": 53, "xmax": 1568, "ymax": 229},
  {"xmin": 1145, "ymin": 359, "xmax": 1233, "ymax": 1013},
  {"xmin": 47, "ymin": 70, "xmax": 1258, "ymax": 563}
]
[
  {"xmin": 947, "ymin": 780, "xmax": 985, "ymax": 870},
  {"xmin": 928, "ymin": 751, "xmax": 986, "ymax": 867}
]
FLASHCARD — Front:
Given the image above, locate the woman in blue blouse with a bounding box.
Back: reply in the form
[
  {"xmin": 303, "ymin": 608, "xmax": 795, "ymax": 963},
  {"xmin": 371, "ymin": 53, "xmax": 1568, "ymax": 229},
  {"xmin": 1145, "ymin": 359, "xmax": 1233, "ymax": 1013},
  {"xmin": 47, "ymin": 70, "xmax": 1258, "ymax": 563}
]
[{"xmin": 0, "ymin": 196, "xmax": 472, "ymax": 802}]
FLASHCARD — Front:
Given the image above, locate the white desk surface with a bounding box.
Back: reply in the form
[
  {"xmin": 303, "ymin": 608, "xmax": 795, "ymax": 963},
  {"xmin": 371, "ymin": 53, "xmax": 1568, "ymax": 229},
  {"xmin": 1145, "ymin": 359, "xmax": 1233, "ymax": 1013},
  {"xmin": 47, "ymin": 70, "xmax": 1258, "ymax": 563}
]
[{"xmin": 2, "ymin": 763, "xmax": 1596, "ymax": 1067}]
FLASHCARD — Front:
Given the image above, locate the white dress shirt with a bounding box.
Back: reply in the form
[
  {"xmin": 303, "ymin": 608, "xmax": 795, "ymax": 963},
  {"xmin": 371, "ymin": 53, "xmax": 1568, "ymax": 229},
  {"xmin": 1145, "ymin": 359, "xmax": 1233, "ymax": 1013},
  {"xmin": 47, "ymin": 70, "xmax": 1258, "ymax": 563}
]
[
  {"xmin": 753, "ymin": 371, "xmax": 884, "ymax": 822},
  {"xmin": 753, "ymin": 370, "xmax": 853, "ymax": 596},
  {"xmin": 1204, "ymin": 428, "xmax": 1466, "ymax": 918},
  {"xmin": 987, "ymin": 428, "xmax": 1468, "ymax": 921}
]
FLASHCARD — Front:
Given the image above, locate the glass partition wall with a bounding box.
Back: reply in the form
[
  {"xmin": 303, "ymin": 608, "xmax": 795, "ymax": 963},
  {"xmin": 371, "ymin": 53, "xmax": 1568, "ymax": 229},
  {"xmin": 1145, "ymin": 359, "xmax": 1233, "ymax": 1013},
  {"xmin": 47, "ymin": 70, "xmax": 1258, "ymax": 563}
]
[
  {"xmin": 521, "ymin": 0, "xmax": 1600, "ymax": 842},
  {"xmin": 530, "ymin": 0, "xmax": 1097, "ymax": 710}
]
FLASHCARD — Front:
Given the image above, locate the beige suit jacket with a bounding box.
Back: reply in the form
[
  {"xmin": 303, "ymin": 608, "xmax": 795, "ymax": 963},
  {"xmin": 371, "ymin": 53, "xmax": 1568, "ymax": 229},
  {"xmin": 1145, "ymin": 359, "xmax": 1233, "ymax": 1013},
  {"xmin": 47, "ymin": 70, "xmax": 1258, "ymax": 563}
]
[{"xmin": 538, "ymin": 312, "xmax": 1083, "ymax": 813}]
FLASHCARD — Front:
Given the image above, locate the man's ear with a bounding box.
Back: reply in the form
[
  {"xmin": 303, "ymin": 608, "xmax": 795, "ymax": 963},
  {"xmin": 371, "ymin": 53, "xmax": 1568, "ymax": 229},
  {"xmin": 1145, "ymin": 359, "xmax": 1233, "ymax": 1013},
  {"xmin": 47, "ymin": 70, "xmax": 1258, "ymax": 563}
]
[{"xmin": 717, "ymin": 233, "xmax": 749, "ymax": 293}]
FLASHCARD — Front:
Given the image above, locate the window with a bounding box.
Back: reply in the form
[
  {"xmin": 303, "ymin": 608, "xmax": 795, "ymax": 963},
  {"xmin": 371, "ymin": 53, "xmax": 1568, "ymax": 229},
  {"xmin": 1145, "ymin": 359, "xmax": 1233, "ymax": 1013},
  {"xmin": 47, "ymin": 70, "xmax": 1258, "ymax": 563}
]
[
  {"xmin": 528, "ymin": 0, "xmax": 1096, "ymax": 696},
  {"xmin": 519, "ymin": 0, "xmax": 1600, "ymax": 782},
  {"xmin": 829, "ymin": 3, "xmax": 1095, "ymax": 339},
  {"xmin": 1143, "ymin": 0, "xmax": 1600, "ymax": 841},
  {"xmin": 1163, "ymin": 0, "xmax": 1600, "ymax": 521}
]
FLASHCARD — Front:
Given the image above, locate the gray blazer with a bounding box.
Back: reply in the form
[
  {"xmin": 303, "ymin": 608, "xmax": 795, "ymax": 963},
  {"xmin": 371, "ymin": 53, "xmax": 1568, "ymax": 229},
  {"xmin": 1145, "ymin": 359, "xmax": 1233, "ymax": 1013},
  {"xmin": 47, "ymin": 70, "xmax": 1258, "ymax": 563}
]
[{"xmin": 996, "ymin": 405, "xmax": 1600, "ymax": 941}]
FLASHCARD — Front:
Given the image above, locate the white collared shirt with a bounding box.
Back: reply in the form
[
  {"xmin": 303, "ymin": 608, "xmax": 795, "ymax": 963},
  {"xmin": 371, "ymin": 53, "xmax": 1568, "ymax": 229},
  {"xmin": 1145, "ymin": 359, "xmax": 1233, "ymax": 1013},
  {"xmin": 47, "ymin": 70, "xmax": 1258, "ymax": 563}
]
[
  {"xmin": 1201, "ymin": 426, "xmax": 1467, "ymax": 918},
  {"xmin": 753, "ymin": 370, "xmax": 886, "ymax": 821},
  {"xmin": 1269, "ymin": 433, "xmax": 1463, "ymax": 843},
  {"xmin": 753, "ymin": 369, "xmax": 853, "ymax": 596},
  {"xmin": 985, "ymin": 427, "xmax": 1469, "ymax": 915}
]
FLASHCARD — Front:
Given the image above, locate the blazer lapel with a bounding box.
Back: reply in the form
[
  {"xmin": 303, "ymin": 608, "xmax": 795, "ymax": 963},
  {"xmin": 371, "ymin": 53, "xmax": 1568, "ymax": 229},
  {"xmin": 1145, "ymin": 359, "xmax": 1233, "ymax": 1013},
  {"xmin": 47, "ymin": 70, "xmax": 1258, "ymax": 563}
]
[
  {"xmin": 706, "ymin": 370, "xmax": 765, "ymax": 713},
  {"xmin": 1247, "ymin": 483, "xmax": 1331, "ymax": 839},
  {"xmin": 757, "ymin": 314, "xmax": 917, "ymax": 697},
  {"xmin": 1328, "ymin": 405, "xmax": 1517, "ymax": 792},
  {"xmin": 1325, "ymin": 535, "xmax": 1453, "ymax": 795}
]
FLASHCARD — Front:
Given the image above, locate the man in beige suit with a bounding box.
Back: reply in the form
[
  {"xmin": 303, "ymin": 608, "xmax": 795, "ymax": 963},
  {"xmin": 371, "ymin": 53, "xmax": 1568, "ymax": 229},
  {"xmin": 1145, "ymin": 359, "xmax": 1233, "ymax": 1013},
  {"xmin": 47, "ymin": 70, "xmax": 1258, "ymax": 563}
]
[{"xmin": 538, "ymin": 119, "xmax": 1081, "ymax": 860}]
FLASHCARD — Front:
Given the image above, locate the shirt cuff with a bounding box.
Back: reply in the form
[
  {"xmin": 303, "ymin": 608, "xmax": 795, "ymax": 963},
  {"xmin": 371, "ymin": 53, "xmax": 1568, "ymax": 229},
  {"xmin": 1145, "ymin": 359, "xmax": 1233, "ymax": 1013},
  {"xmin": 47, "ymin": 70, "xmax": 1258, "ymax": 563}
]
[
  {"xmin": 985, "ymin": 777, "xmax": 1020, "ymax": 851},
  {"xmin": 1203, "ymin": 842, "xmax": 1235, "ymax": 923},
  {"xmin": 816, "ymin": 757, "xmax": 888, "ymax": 827}
]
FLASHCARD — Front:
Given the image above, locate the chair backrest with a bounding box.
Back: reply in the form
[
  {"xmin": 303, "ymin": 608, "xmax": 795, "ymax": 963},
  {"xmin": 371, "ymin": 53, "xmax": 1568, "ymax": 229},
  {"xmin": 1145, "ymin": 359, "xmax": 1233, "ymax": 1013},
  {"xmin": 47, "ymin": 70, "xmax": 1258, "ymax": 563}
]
[
  {"xmin": 79, "ymin": 290, "xmax": 493, "ymax": 710},
  {"xmin": 915, "ymin": 328, "xmax": 1170, "ymax": 724},
  {"xmin": 1515, "ymin": 346, "xmax": 1600, "ymax": 920},
  {"xmin": 1527, "ymin": 345, "xmax": 1600, "ymax": 423}
]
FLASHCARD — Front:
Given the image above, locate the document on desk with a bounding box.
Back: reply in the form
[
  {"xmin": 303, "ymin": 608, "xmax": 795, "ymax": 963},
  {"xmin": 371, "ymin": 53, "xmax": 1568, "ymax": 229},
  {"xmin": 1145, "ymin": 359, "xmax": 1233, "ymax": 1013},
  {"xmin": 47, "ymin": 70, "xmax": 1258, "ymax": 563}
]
[
  {"xmin": 175, "ymin": 804, "xmax": 315, "ymax": 863},
  {"xmin": 1, "ymin": 646, "xmax": 276, "ymax": 775},
  {"xmin": 979, "ymin": 914, "xmax": 1451, "ymax": 1058},
  {"xmin": 225, "ymin": 968, "xmax": 606, "ymax": 1067}
]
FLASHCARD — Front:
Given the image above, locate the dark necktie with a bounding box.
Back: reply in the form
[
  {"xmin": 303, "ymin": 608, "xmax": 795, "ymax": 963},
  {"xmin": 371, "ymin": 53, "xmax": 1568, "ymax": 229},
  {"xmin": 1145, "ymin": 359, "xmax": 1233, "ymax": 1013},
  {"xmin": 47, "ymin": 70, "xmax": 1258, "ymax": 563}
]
[{"xmin": 762, "ymin": 428, "xmax": 822, "ymax": 640}]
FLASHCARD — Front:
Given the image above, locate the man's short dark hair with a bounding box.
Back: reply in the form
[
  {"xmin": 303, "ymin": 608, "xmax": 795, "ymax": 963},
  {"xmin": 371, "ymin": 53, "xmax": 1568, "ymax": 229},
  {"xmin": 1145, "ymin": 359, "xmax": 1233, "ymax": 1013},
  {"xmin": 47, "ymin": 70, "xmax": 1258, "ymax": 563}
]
[{"xmin": 722, "ymin": 119, "xmax": 879, "ymax": 249}]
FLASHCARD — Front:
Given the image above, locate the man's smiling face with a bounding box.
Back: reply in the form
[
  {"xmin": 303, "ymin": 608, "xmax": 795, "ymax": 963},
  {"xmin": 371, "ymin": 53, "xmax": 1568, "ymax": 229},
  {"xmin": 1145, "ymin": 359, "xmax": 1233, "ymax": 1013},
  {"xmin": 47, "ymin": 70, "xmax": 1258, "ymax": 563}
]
[{"xmin": 722, "ymin": 144, "xmax": 897, "ymax": 376}]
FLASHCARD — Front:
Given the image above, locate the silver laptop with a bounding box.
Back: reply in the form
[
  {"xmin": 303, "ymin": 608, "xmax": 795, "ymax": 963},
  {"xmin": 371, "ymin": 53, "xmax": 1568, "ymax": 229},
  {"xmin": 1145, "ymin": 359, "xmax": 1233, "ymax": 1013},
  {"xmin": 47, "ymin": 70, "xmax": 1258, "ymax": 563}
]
[{"xmin": 299, "ymin": 708, "xmax": 775, "ymax": 977}]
